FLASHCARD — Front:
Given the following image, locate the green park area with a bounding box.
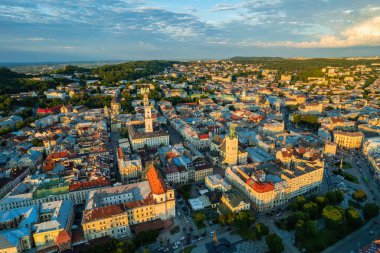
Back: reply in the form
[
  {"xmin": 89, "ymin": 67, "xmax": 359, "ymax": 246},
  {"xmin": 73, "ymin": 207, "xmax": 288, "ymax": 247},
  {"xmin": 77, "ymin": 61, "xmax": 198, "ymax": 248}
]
[{"xmin": 275, "ymin": 190, "xmax": 379, "ymax": 253}]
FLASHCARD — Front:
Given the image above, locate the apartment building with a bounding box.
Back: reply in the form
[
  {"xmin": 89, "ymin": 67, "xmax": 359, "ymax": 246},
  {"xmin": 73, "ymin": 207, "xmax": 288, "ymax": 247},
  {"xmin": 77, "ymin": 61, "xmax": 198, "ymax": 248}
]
[{"xmin": 333, "ymin": 131, "xmax": 363, "ymax": 149}]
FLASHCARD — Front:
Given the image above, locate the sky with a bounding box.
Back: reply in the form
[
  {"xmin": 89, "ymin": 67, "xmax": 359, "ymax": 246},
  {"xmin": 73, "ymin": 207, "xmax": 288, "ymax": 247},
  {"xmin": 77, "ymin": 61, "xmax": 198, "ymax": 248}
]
[{"xmin": 0, "ymin": 0, "xmax": 380, "ymax": 62}]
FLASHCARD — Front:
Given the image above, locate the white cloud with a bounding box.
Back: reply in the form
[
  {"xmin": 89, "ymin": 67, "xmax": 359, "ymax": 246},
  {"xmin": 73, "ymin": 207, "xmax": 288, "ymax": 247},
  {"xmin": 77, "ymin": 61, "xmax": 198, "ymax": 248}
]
[
  {"xmin": 211, "ymin": 4, "xmax": 237, "ymax": 12},
  {"xmin": 245, "ymin": 16, "xmax": 380, "ymax": 48},
  {"xmin": 28, "ymin": 37, "xmax": 53, "ymax": 41},
  {"xmin": 343, "ymin": 10, "xmax": 353, "ymax": 14}
]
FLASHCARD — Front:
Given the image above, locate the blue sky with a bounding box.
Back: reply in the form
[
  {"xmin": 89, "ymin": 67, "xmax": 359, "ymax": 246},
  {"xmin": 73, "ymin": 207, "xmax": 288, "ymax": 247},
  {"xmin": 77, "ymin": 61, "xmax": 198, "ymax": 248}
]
[{"xmin": 0, "ymin": 0, "xmax": 380, "ymax": 62}]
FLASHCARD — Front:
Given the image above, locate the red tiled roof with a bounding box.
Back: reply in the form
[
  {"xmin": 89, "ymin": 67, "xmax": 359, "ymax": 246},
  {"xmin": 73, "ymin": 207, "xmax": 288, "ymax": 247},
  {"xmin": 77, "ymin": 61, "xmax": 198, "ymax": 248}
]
[
  {"xmin": 83, "ymin": 204, "xmax": 124, "ymax": 223},
  {"xmin": 123, "ymin": 194, "xmax": 155, "ymax": 209},
  {"xmin": 147, "ymin": 164, "xmax": 167, "ymax": 195},
  {"xmin": 198, "ymin": 133, "xmax": 209, "ymax": 140},
  {"xmin": 246, "ymin": 178, "xmax": 274, "ymax": 193},
  {"xmin": 55, "ymin": 230, "xmax": 71, "ymax": 245},
  {"xmin": 37, "ymin": 105, "xmax": 62, "ymax": 115},
  {"xmin": 118, "ymin": 147, "xmax": 124, "ymax": 159},
  {"xmin": 43, "ymin": 160, "xmax": 56, "ymax": 171},
  {"xmin": 69, "ymin": 177, "xmax": 110, "ymax": 191},
  {"xmin": 48, "ymin": 150, "xmax": 68, "ymax": 160}
]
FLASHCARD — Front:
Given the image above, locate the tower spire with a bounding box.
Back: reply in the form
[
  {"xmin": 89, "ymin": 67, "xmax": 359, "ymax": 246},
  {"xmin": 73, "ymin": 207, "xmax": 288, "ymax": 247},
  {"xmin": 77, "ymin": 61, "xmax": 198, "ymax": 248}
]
[
  {"xmin": 144, "ymin": 93, "xmax": 153, "ymax": 133},
  {"xmin": 229, "ymin": 124, "xmax": 236, "ymax": 138}
]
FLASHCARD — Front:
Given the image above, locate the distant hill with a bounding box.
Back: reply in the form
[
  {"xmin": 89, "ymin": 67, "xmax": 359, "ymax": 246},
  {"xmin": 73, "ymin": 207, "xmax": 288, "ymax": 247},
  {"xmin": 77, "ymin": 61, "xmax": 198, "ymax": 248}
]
[
  {"xmin": 0, "ymin": 68, "xmax": 30, "ymax": 94},
  {"xmin": 229, "ymin": 56, "xmax": 285, "ymax": 63},
  {"xmin": 0, "ymin": 67, "xmax": 26, "ymax": 79},
  {"xmin": 91, "ymin": 60, "xmax": 179, "ymax": 83},
  {"xmin": 53, "ymin": 65, "xmax": 90, "ymax": 75},
  {"xmin": 228, "ymin": 57, "xmax": 380, "ymax": 82}
]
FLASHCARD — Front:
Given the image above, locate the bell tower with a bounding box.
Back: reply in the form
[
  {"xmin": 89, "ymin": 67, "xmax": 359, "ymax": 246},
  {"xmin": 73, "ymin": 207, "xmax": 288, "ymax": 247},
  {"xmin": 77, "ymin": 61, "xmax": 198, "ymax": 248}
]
[{"xmin": 144, "ymin": 94, "xmax": 153, "ymax": 133}]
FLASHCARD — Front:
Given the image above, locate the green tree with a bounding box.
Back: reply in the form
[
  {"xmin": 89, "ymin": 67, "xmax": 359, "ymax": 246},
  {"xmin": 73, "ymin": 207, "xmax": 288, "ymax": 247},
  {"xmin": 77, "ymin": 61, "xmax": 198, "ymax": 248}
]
[
  {"xmin": 322, "ymin": 205, "xmax": 344, "ymax": 229},
  {"xmin": 295, "ymin": 220, "xmax": 317, "ymax": 241},
  {"xmin": 266, "ymin": 233, "xmax": 285, "ymax": 253},
  {"xmin": 345, "ymin": 207, "xmax": 362, "ymax": 229},
  {"xmin": 303, "ymin": 202, "xmax": 319, "ymax": 219},
  {"xmin": 363, "ymin": 203, "xmax": 379, "ymax": 220},
  {"xmin": 234, "ymin": 211, "xmax": 255, "ymax": 229},
  {"xmin": 325, "ymin": 190, "xmax": 344, "ymax": 204},
  {"xmin": 194, "ymin": 212, "xmax": 205, "ymax": 224},
  {"xmin": 254, "ymin": 223, "xmax": 269, "ymax": 239},
  {"xmin": 352, "ymin": 190, "xmax": 367, "ymax": 202},
  {"xmin": 218, "ymin": 214, "xmax": 227, "ymax": 225},
  {"xmin": 314, "ymin": 196, "xmax": 328, "ymax": 210},
  {"xmin": 32, "ymin": 138, "xmax": 44, "ymax": 147}
]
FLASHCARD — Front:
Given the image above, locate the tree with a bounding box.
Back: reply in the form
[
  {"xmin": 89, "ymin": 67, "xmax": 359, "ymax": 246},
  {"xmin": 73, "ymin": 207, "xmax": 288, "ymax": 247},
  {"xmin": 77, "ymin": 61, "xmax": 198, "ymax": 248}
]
[
  {"xmin": 295, "ymin": 220, "xmax": 317, "ymax": 241},
  {"xmin": 15, "ymin": 121, "xmax": 25, "ymax": 129},
  {"xmin": 325, "ymin": 190, "xmax": 344, "ymax": 204},
  {"xmin": 234, "ymin": 211, "xmax": 255, "ymax": 229},
  {"xmin": 303, "ymin": 202, "xmax": 319, "ymax": 219},
  {"xmin": 194, "ymin": 212, "xmax": 205, "ymax": 224},
  {"xmin": 314, "ymin": 196, "xmax": 328, "ymax": 210},
  {"xmin": 352, "ymin": 190, "xmax": 367, "ymax": 202},
  {"xmin": 218, "ymin": 214, "xmax": 227, "ymax": 225},
  {"xmin": 322, "ymin": 205, "xmax": 344, "ymax": 229},
  {"xmin": 254, "ymin": 223, "xmax": 269, "ymax": 239},
  {"xmin": 32, "ymin": 138, "xmax": 44, "ymax": 147},
  {"xmin": 363, "ymin": 203, "xmax": 379, "ymax": 220},
  {"xmin": 266, "ymin": 233, "xmax": 285, "ymax": 253},
  {"xmin": 345, "ymin": 207, "xmax": 362, "ymax": 229}
]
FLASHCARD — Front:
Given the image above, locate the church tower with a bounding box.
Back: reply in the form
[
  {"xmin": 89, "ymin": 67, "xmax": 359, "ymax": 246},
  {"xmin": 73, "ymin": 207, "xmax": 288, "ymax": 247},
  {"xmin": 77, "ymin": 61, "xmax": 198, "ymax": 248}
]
[{"xmin": 144, "ymin": 94, "xmax": 153, "ymax": 133}]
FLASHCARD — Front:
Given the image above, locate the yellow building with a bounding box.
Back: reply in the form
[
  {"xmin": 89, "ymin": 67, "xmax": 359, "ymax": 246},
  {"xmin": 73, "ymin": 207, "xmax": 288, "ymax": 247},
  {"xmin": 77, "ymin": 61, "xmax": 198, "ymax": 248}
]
[
  {"xmin": 194, "ymin": 165, "xmax": 214, "ymax": 182},
  {"xmin": 225, "ymin": 161, "xmax": 324, "ymax": 211},
  {"xmin": 333, "ymin": 131, "xmax": 363, "ymax": 149},
  {"xmin": 82, "ymin": 165, "xmax": 175, "ymax": 240},
  {"xmin": 280, "ymin": 75, "xmax": 292, "ymax": 83},
  {"xmin": 82, "ymin": 205, "xmax": 131, "ymax": 240},
  {"xmin": 33, "ymin": 201, "xmax": 74, "ymax": 247},
  {"xmin": 220, "ymin": 191, "xmax": 250, "ymax": 213},
  {"xmin": 299, "ymin": 103, "xmax": 323, "ymax": 114},
  {"xmin": 117, "ymin": 147, "xmax": 142, "ymax": 183},
  {"xmin": 324, "ymin": 141, "xmax": 337, "ymax": 156}
]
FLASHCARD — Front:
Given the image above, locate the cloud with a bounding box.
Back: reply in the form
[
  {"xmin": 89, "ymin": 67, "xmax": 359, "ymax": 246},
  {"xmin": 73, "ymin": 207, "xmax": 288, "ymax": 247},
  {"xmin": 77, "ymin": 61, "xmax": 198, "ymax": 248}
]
[
  {"xmin": 343, "ymin": 10, "xmax": 354, "ymax": 14},
  {"xmin": 244, "ymin": 16, "xmax": 380, "ymax": 48},
  {"xmin": 211, "ymin": 4, "xmax": 238, "ymax": 12},
  {"xmin": 28, "ymin": 37, "xmax": 53, "ymax": 41}
]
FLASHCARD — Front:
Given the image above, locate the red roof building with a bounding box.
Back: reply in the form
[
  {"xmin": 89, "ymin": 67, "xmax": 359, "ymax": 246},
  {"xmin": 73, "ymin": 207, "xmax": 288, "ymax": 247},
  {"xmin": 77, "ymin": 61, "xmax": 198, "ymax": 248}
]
[
  {"xmin": 146, "ymin": 164, "xmax": 167, "ymax": 195},
  {"xmin": 198, "ymin": 133, "xmax": 209, "ymax": 140},
  {"xmin": 37, "ymin": 105, "xmax": 62, "ymax": 115},
  {"xmin": 69, "ymin": 177, "xmax": 110, "ymax": 191},
  {"xmin": 246, "ymin": 178, "xmax": 274, "ymax": 193}
]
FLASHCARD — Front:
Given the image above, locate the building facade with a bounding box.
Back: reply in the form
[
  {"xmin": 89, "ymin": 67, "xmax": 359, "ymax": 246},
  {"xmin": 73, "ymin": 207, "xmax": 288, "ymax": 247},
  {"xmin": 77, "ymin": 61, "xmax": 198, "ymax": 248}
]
[{"xmin": 333, "ymin": 131, "xmax": 363, "ymax": 149}]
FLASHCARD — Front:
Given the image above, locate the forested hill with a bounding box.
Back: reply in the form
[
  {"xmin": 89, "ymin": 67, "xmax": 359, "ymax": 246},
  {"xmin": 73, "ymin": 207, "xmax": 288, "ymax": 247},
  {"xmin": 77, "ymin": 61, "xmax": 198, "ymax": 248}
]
[
  {"xmin": 0, "ymin": 67, "xmax": 30, "ymax": 94},
  {"xmin": 0, "ymin": 67, "xmax": 26, "ymax": 79},
  {"xmin": 229, "ymin": 57, "xmax": 380, "ymax": 67},
  {"xmin": 53, "ymin": 65, "xmax": 90, "ymax": 75},
  {"xmin": 91, "ymin": 60, "xmax": 179, "ymax": 83},
  {"xmin": 229, "ymin": 57, "xmax": 284, "ymax": 63},
  {"xmin": 228, "ymin": 57, "xmax": 380, "ymax": 82}
]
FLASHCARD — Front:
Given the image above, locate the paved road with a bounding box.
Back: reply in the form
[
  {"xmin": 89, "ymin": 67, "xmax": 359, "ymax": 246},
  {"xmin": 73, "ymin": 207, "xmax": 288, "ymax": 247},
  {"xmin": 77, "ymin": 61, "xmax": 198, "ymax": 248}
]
[
  {"xmin": 109, "ymin": 129, "xmax": 121, "ymax": 182},
  {"xmin": 261, "ymin": 217, "xmax": 300, "ymax": 253}
]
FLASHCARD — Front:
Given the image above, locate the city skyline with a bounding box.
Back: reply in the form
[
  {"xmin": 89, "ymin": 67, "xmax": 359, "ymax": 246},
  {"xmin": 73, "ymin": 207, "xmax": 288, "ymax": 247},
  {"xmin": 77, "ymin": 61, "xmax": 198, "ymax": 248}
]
[{"xmin": 1, "ymin": 0, "xmax": 380, "ymax": 62}]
